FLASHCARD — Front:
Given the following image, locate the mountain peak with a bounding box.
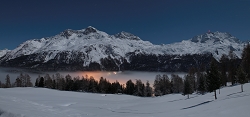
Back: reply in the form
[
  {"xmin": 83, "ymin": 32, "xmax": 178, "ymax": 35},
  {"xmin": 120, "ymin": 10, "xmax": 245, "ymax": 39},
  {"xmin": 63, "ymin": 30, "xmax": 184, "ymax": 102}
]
[
  {"xmin": 114, "ymin": 31, "xmax": 141, "ymax": 40},
  {"xmin": 190, "ymin": 31, "xmax": 240, "ymax": 43},
  {"xmin": 59, "ymin": 29, "xmax": 77, "ymax": 38},
  {"xmin": 83, "ymin": 26, "xmax": 98, "ymax": 35}
]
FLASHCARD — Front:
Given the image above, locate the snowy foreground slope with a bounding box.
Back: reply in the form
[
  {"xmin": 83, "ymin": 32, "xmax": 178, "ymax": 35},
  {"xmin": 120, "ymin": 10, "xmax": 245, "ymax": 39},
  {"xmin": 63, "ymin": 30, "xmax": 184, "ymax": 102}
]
[{"xmin": 1, "ymin": 84, "xmax": 250, "ymax": 117}]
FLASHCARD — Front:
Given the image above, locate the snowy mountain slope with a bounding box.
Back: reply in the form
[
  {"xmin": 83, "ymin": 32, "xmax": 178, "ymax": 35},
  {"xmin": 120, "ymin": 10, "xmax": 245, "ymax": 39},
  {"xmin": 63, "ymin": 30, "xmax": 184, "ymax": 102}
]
[
  {"xmin": 0, "ymin": 26, "xmax": 154, "ymax": 65},
  {"xmin": 0, "ymin": 49, "xmax": 10, "ymax": 58},
  {"xmin": 0, "ymin": 83, "xmax": 250, "ymax": 117},
  {"xmin": 0, "ymin": 26, "xmax": 246, "ymax": 71},
  {"xmin": 157, "ymin": 31, "xmax": 243, "ymax": 60}
]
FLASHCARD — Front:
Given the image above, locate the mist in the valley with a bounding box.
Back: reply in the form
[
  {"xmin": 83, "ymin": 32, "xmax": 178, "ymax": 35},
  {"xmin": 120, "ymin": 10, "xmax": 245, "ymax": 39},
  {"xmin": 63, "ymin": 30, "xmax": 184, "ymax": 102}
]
[{"xmin": 0, "ymin": 67, "xmax": 187, "ymax": 85}]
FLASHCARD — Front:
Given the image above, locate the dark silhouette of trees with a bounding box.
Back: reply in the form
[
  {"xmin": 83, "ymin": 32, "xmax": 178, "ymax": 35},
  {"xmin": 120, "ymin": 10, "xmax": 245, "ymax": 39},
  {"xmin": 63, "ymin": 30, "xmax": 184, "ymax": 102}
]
[
  {"xmin": 219, "ymin": 54, "xmax": 229, "ymax": 86},
  {"xmin": 125, "ymin": 80, "xmax": 135, "ymax": 95},
  {"xmin": 88, "ymin": 76, "xmax": 98, "ymax": 93},
  {"xmin": 188, "ymin": 67, "xmax": 197, "ymax": 92},
  {"xmin": 183, "ymin": 75, "xmax": 193, "ymax": 99},
  {"xmin": 44, "ymin": 74, "xmax": 53, "ymax": 88},
  {"xmin": 171, "ymin": 74, "xmax": 184, "ymax": 93},
  {"xmin": 13, "ymin": 73, "xmax": 33, "ymax": 87},
  {"xmin": 228, "ymin": 50, "xmax": 238, "ymax": 85},
  {"xmin": 134, "ymin": 79, "xmax": 145, "ymax": 97},
  {"xmin": 65, "ymin": 74, "xmax": 74, "ymax": 91},
  {"xmin": 38, "ymin": 77, "xmax": 45, "ymax": 87},
  {"xmin": 98, "ymin": 77, "xmax": 110, "ymax": 93},
  {"xmin": 241, "ymin": 43, "xmax": 250, "ymax": 81},
  {"xmin": 5, "ymin": 74, "xmax": 11, "ymax": 88},
  {"xmin": 197, "ymin": 73, "xmax": 206, "ymax": 95},
  {"xmin": 153, "ymin": 74, "xmax": 171, "ymax": 96},
  {"xmin": 110, "ymin": 81, "xmax": 123, "ymax": 94},
  {"xmin": 237, "ymin": 66, "xmax": 247, "ymax": 92},
  {"xmin": 154, "ymin": 74, "xmax": 162, "ymax": 96},
  {"xmin": 14, "ymin": 77, "xmax": 21, "ymax": 87},
  {"xmin": 144, "ymin": 81, "xmax": 152, "ymax": 97},
  {"xmin": 206, "ymin": 59, "xmax": 221, "ymax": 99}
]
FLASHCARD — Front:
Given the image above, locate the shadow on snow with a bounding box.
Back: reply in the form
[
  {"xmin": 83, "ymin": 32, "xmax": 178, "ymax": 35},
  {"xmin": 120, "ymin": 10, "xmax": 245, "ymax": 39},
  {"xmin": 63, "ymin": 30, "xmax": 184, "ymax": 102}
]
[{"xmin": 181, "ymin": 100, "xmax": 213, "ymax": 110}]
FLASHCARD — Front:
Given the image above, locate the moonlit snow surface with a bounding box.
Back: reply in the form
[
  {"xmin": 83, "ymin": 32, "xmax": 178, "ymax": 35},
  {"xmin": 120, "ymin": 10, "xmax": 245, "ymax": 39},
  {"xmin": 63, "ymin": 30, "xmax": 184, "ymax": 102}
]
[{"xmin": 0, "ymin": 84, "xmax": 250, "ymax": 117}]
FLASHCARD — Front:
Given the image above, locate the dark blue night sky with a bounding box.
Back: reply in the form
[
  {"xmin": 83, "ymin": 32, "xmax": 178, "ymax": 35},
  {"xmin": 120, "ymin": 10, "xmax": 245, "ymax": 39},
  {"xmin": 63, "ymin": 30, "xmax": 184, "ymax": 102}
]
[{"xmin": 0, "ymin": 0, "xmax": 250, "ymax": 49}]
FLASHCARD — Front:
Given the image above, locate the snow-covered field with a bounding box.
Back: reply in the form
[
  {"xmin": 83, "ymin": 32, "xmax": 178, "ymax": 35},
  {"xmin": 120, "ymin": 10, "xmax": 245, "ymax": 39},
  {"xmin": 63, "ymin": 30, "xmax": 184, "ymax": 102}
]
[{"xmin": 0, "ymin": 83, "xmax": 250, "ymax": 117}]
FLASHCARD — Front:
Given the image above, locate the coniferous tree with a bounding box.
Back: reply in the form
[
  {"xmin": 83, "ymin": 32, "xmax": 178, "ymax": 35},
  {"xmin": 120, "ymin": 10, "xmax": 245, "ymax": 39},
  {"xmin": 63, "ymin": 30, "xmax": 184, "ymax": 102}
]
[
  {"xmin": 144, "ymin": 80, "xmax": 152, "ymax": 97},
  {"xmin": 19, "ymin": 73, "xmax": 25, "ymax": 87},
  {"xmin": 38, "ymin": 77, "xmax": 45, "ymax": 87},
  {"xmin": 60, "ymin": 76, "xmax": 66, "ymax": 90},
  {"xmin": 0, "ymin": 81, "xmax": 2, "ymax": 88},
  {"xmin": 185, "ymin": 74, "xmax": 195, "ymax": 93},
  {"xmin": 44, "ymin": 74, "xmax": 53, "ymax": 88},
  {"xmin": 206, "ymin": 59, "xmax": 221, "ymax": 99},
  {"xmin": 171, "ymin": 74, "xmax": 184, "ymax": 93},
  {"xmin": 228, "ymin": 50, "xmax": 237, "ymax": 85},
  {"xmin": 35, "ymin": 75, "xmax": 41, "ymax": 87},
  {"xmin": 88, "ymin": 76, "xmax": 97, "ymax": 93},
  {"xmin": 125, "ymin": 79, "xmax": 135, "ymax": 95},
  {"xmin": 65, "ymin": 74, "xmax": 73, "ymax": 91},
  {"xmin": 24, "ymin": 74, "xmax": 33, "ymax": 87},
  {"xmin": 5, "ymin": 74, "xmax": 11, "ymax": 88},
  {"xmin": 110, "ymin": 80, "xmax": 122, "ymax": 94},
  {"xmin": 99, "ymin": 77, "xmax": 109, "ymax": 93},
  {"xmin": 161, "ymin": 74, "xmax": 171, "ymax": 95},
  {"xmin": 35, "ymin": 78, "xmax": 39, "ymax": 87},
  {"xmin": 188, "ymin": 67, "xmax": 197, "ymax": 91},
  {"xmin": 55, "ymin": 73, "xmax": 61, "ymax": 89},
  {"xmin": 52, "ymin": 75, "xmax": 56, "ymax": 89},
  {"xmin": 237, "ymin": 66, "xmax": 247, "ymax": 92},
  {"xmin": 52, "ymin": 79, "xmax": 56, "ymax": 89},
  {"xmin": 153, "ymin": 74, "xmax": 162, "ymax": 96},
  {"xmin": 134, "ymin": 79, "xmax": 145, "ymax": 96},
  {"xmin": 72, "ymin": 76, "xmax": 81, "ymax": 91},
  {"xmin": 15, "ymin": 77, "xmax": 22, "ymax": 87},
  {"xmin": 197, "ymin": 73, "xmax": 206, "ymax": 95},
  {"xmin": 80, "ymin": 76, "xmax": 88, "ymax": 92},
  {"xmin": 153, "ymin": 74, "xmax": 171, "ymax": 96},
  {"xmin": 241, "ymin": 43, "xmax": 250, "ymax": 81},
  {"xmin": 183, "ymin": 75, "xmax": 192, "ymax": 99},
  {"xmin": 219, "ymin": 54, "xmax": 229, "ymax": 86}
]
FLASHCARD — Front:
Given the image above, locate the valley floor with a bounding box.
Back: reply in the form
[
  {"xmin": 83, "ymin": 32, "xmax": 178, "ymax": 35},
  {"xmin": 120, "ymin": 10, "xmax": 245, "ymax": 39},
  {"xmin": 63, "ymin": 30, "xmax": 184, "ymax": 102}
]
[{"xmin": 0, "ymin": 83, "xmax": 250, "ymax": 117}]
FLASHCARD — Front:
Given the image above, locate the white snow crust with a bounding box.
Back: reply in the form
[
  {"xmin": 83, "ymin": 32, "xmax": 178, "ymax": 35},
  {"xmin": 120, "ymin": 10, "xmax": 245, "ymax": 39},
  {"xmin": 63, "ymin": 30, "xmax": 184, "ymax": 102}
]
[{"xmin": 0, "ymin": 83, "xmax": 250, "ymax": 117}]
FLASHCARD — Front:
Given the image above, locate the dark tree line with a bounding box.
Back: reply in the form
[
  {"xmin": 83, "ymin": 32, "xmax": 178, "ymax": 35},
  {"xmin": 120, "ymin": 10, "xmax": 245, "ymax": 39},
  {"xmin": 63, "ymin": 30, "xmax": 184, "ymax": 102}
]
[
  {"xmin": 34, "ymin": 73, "xmax": 153, "ymax": 97},
  {"xmin": 182, "ymin": 45, "xmax": 250, "ymax": 99},
  {"xmin": 35, "ymin": 73, "xmax": 124, "ymax": 94},
  {"xmin": 153, "ymin": 74, "xmax": 184, "ymax": 96},
  {"xmin": 0, "ymin": 73, "xmax": 33, "ymax": 88},
  {"xmin": 0, "ymin": 72, "xmax": 153, "ymax": 97},
  {"xmin": 153, "ymin": 44, "xmax": 250, "ymax": 99},
  {"xmin": 124, "ymin": 79, "xmax": 153, "ymax": 97}
]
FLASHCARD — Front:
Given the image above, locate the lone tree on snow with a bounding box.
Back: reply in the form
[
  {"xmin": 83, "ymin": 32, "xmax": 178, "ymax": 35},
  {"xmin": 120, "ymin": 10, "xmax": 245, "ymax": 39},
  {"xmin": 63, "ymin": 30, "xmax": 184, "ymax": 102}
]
[
  {"xmin": 183, "ymin": 75, "xmax": 192, "ymax": 99},
  {"xmin": 237, "ymin": 66, "xmax": 247, "ymax": 92},
  {"xmin": 206, "ymin": 59, "xmax": 221, "ymax": 100}
]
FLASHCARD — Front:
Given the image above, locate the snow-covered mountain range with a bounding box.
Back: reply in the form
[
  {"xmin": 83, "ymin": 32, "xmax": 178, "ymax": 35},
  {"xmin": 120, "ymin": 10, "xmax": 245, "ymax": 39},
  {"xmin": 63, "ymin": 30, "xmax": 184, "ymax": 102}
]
[{"xmin": 0, "ymin": 26, "xmax": 246, "ymax": 71}]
